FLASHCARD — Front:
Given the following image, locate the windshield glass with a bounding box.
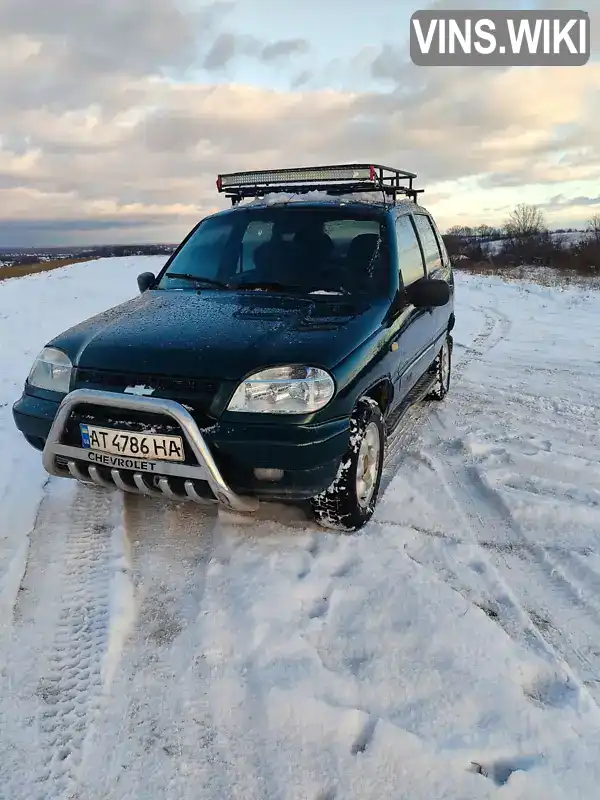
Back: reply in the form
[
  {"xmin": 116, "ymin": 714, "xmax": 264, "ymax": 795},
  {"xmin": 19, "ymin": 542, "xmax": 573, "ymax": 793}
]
[{"xmin": 157, "ymin": 206, "xmax": 389, "ymax": 296}]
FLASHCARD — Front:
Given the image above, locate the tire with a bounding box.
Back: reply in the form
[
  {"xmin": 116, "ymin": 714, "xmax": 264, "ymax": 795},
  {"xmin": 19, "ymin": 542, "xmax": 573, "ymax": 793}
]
[
  {"xmin": 426, "ymin": 334, "xmax": 452, "ymax": 401},
  {"xmin": 310, "ymin": 397, "xmax": 385, "ymax": 532}
]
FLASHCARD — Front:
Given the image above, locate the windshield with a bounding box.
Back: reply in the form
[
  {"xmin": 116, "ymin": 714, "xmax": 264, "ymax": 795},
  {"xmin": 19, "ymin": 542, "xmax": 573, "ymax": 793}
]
[{"xmin": 157, "ymin": 206, "xmax": 389, "ymax": 296}]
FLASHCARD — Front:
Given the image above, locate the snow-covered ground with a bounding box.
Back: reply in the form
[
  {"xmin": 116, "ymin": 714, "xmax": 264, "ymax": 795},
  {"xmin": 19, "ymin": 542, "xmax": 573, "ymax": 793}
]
[
  {"xmin": 1, "ymin": 257, "xmax": 600, "ymax": 799},
  {"xmin": 454, "ymin": 263, "xmax": 600, "ymax": 293},
  {"xmin": 484, "ymin": 230, "xmax": 589, "ymax": 255}
]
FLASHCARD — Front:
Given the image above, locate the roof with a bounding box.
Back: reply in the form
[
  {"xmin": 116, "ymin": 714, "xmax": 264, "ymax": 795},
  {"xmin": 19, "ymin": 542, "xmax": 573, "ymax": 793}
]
[{"xmin": 214, "ymin": 190, "xmax": 429, "ymax": 216}]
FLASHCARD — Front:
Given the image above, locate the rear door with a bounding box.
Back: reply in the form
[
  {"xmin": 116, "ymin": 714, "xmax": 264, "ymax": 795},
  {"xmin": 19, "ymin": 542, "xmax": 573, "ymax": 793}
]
[
  {"xmin": 412, "ymin": 212, "xmax": 453, "ymax": 342},
  {"xmin": 388, "ymin": 213, "xmax": 433, "ymax": 407}
]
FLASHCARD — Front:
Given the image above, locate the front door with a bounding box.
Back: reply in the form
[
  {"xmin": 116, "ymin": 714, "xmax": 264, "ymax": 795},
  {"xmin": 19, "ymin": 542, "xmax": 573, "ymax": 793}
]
[{"xmin": 388, "ymin": 214, "xmax": 436, "ymax": 412}]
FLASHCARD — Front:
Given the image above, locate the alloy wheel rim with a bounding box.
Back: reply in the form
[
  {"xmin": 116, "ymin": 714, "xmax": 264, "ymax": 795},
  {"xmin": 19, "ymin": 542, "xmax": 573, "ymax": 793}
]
[{"xmin": 356, "ymin": 422, "xmax": 381, "ymax": 508}]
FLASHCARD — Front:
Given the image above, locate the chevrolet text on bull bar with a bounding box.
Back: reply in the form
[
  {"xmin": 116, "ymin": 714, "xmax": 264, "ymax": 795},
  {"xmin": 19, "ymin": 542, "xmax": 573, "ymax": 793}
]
[
  {"xmin": 410, "ymin": 9, "xmax": 590, "ymax": 66},
  {"xmin": 13, "ymin": 162, "xmax": 456, "ymax": 532}
]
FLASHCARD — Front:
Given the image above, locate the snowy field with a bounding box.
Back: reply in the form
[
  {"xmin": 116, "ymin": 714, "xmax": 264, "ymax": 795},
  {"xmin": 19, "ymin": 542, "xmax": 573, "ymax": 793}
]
[
  {"xmin": 484, "ymin": 230, "xmax": 589, "ymax": 255},
  {"xmin": 1, "ymin": 257, "xmax": 600, "ymax": 799}
]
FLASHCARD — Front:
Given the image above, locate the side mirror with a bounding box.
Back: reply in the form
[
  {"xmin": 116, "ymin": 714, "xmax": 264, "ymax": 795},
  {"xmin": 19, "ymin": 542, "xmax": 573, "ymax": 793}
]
[
  {"xmin": 137, "ymin": 271, "xmax": 155, "ymax": 293},
  {"xmin": 407, "ymin": 278, "xmax": 450, "ymax": 308}
]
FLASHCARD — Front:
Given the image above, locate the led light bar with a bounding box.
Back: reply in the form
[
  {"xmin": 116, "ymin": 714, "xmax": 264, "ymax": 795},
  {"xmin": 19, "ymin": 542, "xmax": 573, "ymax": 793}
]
[
  {"xmin": 215, "ymin": 163, "xmax": 423, "ymax": 205},
  {"xmin": 219, "ymin": 165, "xmax": 378, "ymax": 189}
]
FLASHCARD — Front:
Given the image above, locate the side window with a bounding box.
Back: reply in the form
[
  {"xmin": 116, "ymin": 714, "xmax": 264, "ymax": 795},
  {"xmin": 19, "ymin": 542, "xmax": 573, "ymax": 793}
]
[
  {"xmin": 433, "ymin": 224, "xmax": 450, "ymax": 265},
  {"xmin": 432, "ymin": 221, "xmax": 453, "ymax": 282},
  {"xmin": 395, "ymin": 215, "xmax": 426, "ymax": 287},
  {"xmin": 412, "ymin": 214, "xmax": 443, "ymax": 274}
]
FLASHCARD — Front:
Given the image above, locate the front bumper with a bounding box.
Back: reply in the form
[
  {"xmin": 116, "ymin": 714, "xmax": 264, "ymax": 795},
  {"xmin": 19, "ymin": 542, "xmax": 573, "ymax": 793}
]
[
  {"xmin": 13, "ymin": 388, "xmax": 349, "ymax": 509},
  {"xmin": 39, "ymin": 388, "xmax": 260, "ymax": 513}
]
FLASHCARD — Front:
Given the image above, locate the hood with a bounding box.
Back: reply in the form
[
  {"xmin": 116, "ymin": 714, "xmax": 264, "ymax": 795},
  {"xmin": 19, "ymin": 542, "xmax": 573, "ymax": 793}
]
[{"xmin": 50, "ymin": 289, "xmax": 386, "ymax": 380}]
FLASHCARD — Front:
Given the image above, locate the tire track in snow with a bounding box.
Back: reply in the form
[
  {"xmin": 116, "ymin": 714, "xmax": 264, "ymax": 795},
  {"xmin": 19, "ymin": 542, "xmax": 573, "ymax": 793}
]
[
  {"xmin": 197, "ymin": 519, "xmax": 335, "ymax": 800},
  {"xmin": 380, "ymin": 296, "xmax": 512, "ymax": 497},
  {"xmin": 104, "ymin": 498, "xmax": 352, "ymax": 799},
  {"xmin": 420, "ymin": 302, "xmax": 600, "ymax": 715},
  {"xmin": 375, "ymin": 274, "xmax": 600, "ymax": 726},
  {"xmin": 469, "ymin": 465, "xmax": 600, "ymax": 685},
  {"xmin": 3, "ymin": 482, "xmax": 118, "ymax": 800},
  {"xmin": 198, "ymin": 519, "xmax": 283, "ymax": 800},
  {"xmin": 0, "ymin": 475, "xmax": 49, "ymax": 677},
  {"xmin": 457, "ymin": 380, "xmax": 600, "ymax": 429},
  {"xmin": 412, "ymin": 444, "xmax": 600, "ymax": 722},
  {"xmin": 74, "ymin": 495, "xmax": 239, "ymax": 800},
  {"xmin": 480, "ymin": 305, "xmax": 512, "ymax": 350},
  {"xmin": 154, "ymin": 503, "xmax": 240, "ymax": 800},
  {"xmin": 198, "ymin": 519, "xmax": 367, "ymax": 799}
]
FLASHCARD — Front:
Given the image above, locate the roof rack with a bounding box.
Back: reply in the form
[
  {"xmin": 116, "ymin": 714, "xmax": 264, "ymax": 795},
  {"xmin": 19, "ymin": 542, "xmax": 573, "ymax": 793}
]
[{"xmin": 216, "ymin": 164, "xmax": 424, "ymax": 206}]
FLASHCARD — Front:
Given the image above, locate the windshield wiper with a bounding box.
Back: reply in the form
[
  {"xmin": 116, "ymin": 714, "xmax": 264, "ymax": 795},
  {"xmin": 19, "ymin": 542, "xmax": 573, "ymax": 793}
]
[
  {"xmin": 234, "ymin": 280, "xmax": 353, "ymax": 298},
  {"xmin": 308, "ymin": 287, "xmax": 350, "ymax": 296},
  {"xmin": 165, "ymin": 273, "xmax": 230, "ymax": 289},
  {"xmin": 233, "ymin": 281, "xmax": 307, "ymax": 294}
]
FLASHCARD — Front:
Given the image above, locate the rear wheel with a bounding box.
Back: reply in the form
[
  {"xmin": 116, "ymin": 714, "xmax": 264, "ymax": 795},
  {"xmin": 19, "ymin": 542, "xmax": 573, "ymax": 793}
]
[
  {"xmin": 426, "ymin": 334, "xmax": 452, "ymax": 401},
  {"xmin": 310, "ymin": 397, "xmax": 385, "ymax": 532}
]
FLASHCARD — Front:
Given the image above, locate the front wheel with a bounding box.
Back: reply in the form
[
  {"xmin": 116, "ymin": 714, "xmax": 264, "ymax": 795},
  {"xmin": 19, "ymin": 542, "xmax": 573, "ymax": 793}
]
[{"xmin": 310, "ymin": 397, "xmax": 385, "ymax": 532}]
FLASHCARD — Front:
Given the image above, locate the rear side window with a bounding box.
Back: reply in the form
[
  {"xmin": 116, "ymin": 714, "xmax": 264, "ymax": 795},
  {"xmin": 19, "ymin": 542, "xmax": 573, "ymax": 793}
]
[
  {"xmin": 412, "ymin": 214, "xmax": 443, "ymax": 274},
  {"xmin": 435, "ymin": 230, "xmax": 449, "ymax": 264},
  {"xmin": 428, "ymin": 216, "xmax": 453, "ymax": 279},
  {"xmin": 395, "ymin": 215, "xmax": 426, "ymax": 287}
]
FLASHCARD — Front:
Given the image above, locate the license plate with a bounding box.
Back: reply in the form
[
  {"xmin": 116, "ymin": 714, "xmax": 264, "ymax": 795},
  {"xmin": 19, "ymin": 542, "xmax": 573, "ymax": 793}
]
[{"xmin": 80, "ymin": 424, "xmax": 185, "ymax": 462}]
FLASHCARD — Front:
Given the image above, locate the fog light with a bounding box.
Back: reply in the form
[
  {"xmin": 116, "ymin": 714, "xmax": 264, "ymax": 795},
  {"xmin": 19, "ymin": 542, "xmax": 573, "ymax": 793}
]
[{"xmin": 254, "ymin": 468, "xmax": 284, "ymax": 482}]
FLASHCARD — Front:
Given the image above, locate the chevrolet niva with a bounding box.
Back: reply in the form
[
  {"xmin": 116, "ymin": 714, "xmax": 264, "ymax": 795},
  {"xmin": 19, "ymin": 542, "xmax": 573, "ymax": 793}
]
[{"xmin": 13, "ymin": 164, "xmax": 455, "ymax": 531}]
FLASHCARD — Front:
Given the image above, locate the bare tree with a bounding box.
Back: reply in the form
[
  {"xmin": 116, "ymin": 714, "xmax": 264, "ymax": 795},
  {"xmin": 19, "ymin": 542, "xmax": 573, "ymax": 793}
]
[
  {"xmin": 476, "ymin": 224, "xmax": 494, "ymax": 241},
  {"xmin": 446, "ymin": 225, "xmax": 474, "ymax": 239},
  {"xmin": 587, "ymin": 213, "xmax": 600, "ymax": 243},
  {"xmin": 504, "ymin": 204, "xmax": 546, "ymax": 240}
]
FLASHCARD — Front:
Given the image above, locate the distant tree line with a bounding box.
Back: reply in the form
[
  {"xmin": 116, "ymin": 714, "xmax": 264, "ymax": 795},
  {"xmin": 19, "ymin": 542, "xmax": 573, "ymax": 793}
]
[
  {"xmin": 89, "ymin": 244, "xmax": 176, "ymax": 258},
  {"xmin": 443, "ymin": 207, "xmax": 600, "ymax": 275},
  {"xmin": 0, "ymin": 243, "xmax": 176, "ymax": 267},
  {"xmin": 3, "ymin": 255, "xmax": 42, "ymax": 266}
]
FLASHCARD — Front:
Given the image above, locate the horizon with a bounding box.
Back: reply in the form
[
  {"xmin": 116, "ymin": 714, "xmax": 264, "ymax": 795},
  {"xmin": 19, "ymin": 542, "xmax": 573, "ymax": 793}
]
[
  {"xmin": 0, "ymin": 224, "xmax": 590, "ymax": 253},
  {"xmin": 2, "ymin": 0, "xmax": 599, "ymax": 247}
]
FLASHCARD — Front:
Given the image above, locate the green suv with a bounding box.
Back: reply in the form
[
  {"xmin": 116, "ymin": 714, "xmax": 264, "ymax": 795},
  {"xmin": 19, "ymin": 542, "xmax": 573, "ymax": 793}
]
[{"xmin": 13, "ymin": 164, "xmax": 455, "ymax": 531}]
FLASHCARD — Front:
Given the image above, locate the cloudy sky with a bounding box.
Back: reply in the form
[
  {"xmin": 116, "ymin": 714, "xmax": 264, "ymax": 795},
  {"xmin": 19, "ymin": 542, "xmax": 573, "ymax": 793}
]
[{"xmin": 1, "ymin": 0, "xmax": 598, "ymax": 246}]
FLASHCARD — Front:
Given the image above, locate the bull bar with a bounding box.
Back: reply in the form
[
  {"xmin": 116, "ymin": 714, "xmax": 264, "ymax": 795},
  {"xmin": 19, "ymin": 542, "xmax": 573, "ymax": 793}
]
[{"xmin": 41, "ymin": 388, "xmax": 259, "ymax": 514}]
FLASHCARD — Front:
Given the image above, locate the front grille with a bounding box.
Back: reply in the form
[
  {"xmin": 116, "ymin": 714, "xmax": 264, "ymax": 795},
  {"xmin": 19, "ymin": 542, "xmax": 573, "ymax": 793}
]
[{"xmin": 73, "ymin": 368, "xmax": 220, "ymax": 414}]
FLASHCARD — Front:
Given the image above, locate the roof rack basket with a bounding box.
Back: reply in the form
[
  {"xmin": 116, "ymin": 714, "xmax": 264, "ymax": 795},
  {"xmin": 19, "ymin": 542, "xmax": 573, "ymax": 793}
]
[{"xmin": 216, "ymin": 164, "xmax": 424, "ymax": 206}]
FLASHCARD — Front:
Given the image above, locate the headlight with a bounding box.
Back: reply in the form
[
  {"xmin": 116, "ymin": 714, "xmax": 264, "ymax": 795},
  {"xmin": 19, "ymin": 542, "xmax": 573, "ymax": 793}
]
[
  {"xmin": 27, "ymin": 347, "xmax": 72, "ymax": 393},
  {"xmin": 227, "ymin": 366, "xmax": 335, "ymax": 414}
]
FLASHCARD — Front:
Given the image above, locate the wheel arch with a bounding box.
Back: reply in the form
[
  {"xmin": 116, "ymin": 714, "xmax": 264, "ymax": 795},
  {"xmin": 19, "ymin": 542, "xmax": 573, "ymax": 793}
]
[{"xmin": 362, "ymin": 378, "xmax": 394, "ymax": 417}]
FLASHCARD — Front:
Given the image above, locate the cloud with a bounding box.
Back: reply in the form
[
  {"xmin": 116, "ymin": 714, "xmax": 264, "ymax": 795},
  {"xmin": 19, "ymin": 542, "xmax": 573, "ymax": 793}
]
[
  {"xmin": 370, "ymin": 44, "xmax": 412, "ymax": 83},
  {"xmin": 0, "ymin": 0, "xmax": 599, "ymax": 244},
  {"xmin": 202, "ymin": 33, "xmax": 309, "ymax": 70},
  {"xmin": 0, "ymin": 0, "xmax": 219, "ymax": 86},
  {"xmin": 261, "ymin": 39, "xmax": 309, "ymax": 62},
  {"xmin": 290, "ymin": 70, "xmax": 313, "ymax": 89},
  {"xmin": 0, "ymin": 217, "xmax": 182, "ymax": 248},
  {"xmin": 542, "ymin": 194, "xmax": 600, "ymax": 209}
]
